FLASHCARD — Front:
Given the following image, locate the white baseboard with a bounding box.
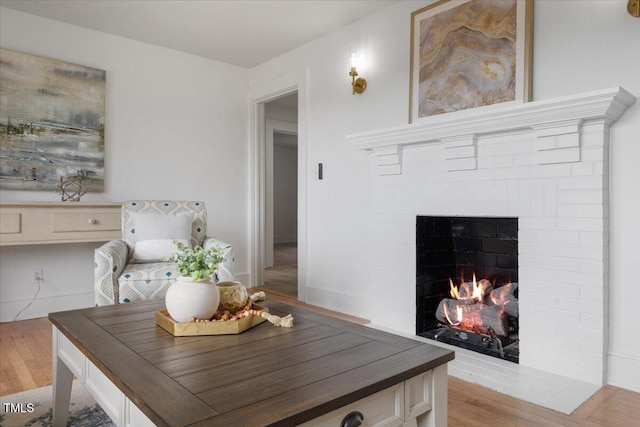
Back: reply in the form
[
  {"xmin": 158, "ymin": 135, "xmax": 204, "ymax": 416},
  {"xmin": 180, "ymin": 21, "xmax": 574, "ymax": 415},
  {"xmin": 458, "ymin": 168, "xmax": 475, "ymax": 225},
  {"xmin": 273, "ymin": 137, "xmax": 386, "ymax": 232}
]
[
  {"xmin": 305, "ymin": 286, "xmax": 372, "ymax": 320},
  {"xmin": 608, "ymin": 352, "xmax": 640, "ymax": 393},
  {"xmin": 1, "ymin": 292, "xmax": 94, "ymax": 322}
]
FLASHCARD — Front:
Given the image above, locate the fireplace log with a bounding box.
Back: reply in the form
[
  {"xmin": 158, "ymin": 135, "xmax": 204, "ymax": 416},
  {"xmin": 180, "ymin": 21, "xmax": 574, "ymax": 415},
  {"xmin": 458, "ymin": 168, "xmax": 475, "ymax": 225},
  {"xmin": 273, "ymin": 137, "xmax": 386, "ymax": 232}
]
[
  {"xmin": 488, "ymin": 282, "xmax": 518, "ymax": 317},
  {"xmin": 436, "ymin": 299, "xmax": 509, "ymax": 336},
  {"xmin": 454, "ymin": 279, "xmax": 493, "ymax": 300}
]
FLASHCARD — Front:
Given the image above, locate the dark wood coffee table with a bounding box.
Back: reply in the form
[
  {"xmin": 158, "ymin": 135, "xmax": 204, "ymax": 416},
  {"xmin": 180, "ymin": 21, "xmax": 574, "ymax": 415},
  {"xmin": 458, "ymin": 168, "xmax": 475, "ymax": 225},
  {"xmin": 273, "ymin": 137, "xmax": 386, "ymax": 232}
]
[{"xmin": 50, "ymin": 298, "xmax": 454, "ymax": 426}]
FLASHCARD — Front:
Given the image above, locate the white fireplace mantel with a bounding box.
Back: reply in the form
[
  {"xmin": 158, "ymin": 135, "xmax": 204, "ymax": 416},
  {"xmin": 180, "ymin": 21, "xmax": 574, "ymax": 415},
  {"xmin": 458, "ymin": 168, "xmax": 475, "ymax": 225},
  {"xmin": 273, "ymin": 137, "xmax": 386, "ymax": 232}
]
[{"xmin": 348, "ymin": 87, "xmax": 636, "ymax": 175}]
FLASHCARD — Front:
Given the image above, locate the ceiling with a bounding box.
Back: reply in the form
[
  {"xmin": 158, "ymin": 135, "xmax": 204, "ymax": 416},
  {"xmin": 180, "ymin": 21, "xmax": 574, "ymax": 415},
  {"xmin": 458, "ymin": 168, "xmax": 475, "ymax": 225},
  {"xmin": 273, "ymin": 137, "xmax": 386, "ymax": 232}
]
[{"xmin": 0, "ymin": 0, "xmax": 400, "ymax": 68}]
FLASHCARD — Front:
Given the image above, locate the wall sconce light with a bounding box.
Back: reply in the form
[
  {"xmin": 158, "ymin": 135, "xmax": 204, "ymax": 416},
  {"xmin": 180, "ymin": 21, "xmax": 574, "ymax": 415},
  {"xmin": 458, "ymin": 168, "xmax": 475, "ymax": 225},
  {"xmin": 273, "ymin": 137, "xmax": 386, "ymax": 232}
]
[{"xmin": 349, "ymin": 53, "xmax": 367, "ymax": 95}]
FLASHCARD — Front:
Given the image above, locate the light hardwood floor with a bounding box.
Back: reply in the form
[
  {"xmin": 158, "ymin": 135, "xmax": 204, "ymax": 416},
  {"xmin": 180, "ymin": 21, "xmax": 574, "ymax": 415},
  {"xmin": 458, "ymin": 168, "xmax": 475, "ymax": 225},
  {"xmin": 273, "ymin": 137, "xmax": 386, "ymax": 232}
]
[
  {"xmin": 263, "ymin": 242, "xmax": 297, "ymax": 296},
  {"xmin": 0, "ymin": 316, "xmax": 53, "ymax": 396},
  {"xmin": 1, "ymin": 299, "xmax": 639, "ymax": 426}
]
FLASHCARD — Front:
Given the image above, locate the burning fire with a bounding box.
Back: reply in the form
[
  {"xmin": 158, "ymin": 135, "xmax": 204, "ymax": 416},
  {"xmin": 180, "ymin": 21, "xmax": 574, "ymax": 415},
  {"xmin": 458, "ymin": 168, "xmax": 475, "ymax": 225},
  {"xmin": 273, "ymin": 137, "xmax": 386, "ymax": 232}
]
[
  {"xmin": 448, "ymin": 273, "xmax": 489, "ymax": 302},
  {"xmin": 438, "ymin": 272, "xmax": 516, "ymax": 337},
  {"xmin": 443, "ymin": 302, "xmax": 463, "ymax": 326},
  {"xmin": 446, "ymin": 273, "xmax": 487, "ymax": 331},
  {"xmin": 449, "ymin": 278, "xmax": 460, "ymax": 299}
]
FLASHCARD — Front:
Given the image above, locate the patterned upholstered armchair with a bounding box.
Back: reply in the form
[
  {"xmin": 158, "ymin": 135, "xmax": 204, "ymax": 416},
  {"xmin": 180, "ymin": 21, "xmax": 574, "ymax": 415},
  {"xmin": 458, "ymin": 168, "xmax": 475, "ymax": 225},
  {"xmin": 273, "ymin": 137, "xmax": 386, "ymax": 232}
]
[{"xmin": 94, "ymin": 200, "xmax": 234, "ymax": 305}]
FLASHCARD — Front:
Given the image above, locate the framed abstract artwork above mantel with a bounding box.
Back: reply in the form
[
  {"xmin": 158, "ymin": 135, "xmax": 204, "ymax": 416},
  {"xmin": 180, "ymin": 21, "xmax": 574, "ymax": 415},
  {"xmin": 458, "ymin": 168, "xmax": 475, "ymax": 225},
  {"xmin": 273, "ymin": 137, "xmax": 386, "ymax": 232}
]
[
  {"xmin": 0, "ymin": 48, "xmax": 106, "ymax": 191},
  {"xmin": 409, "ymin": 0, "xmax": 533, "ymax": 123}
]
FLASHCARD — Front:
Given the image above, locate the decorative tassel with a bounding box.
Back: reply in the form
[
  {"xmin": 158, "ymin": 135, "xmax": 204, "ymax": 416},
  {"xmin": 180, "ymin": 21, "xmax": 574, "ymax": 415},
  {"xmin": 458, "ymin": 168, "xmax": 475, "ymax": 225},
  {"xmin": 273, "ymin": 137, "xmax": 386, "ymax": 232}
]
[
  {"xmin": 247, "ymin": 291, "xmax": 293, "ymax": 327},
  {"xmin": 250, "ymin": 291, "xmax": 266, "ymax": 303},
  {"xmin": 260, "ymin": 312, "xmax": 294, "ymax": 328}
]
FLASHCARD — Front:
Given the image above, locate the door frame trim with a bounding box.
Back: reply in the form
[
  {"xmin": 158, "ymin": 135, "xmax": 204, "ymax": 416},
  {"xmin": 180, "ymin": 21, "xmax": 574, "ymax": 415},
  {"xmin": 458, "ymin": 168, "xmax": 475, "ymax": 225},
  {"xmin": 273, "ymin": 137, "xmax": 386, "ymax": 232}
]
[{"xmin": 248, "ymin": 68, "xmax": 309, "ymax": 301}]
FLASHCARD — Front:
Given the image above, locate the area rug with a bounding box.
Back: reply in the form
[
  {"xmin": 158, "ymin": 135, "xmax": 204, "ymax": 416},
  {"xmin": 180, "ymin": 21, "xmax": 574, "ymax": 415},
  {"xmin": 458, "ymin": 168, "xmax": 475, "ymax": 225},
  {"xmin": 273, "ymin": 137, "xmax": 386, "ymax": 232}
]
[{"xmin": 0, "ymin": 381, "xmax": 114, "ymax": 427}]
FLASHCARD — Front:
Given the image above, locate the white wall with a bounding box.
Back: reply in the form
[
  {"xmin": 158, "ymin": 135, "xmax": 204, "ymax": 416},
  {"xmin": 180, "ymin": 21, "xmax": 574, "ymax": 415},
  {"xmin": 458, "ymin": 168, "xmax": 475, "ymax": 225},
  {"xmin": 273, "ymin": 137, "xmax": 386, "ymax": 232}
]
[
  {"xmin": 0, "ymin": 8, "xmax": 249, "ymax": 320},
  {"xmin": 249, "ymin": 0, "xmax": 640, "ymax": 392}
]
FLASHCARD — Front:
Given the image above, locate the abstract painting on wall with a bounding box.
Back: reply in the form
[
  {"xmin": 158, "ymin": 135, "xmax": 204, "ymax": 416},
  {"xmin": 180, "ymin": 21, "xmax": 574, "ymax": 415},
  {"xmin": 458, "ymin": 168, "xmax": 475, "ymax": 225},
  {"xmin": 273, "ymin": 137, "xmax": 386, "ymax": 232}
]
[
  {"xmin": 409, "ymin": 0, "xmax": 532, "ymax": 123},
  {"xmin": 0, "ymin": 48, "xmax": 106, "ymax": 191}
]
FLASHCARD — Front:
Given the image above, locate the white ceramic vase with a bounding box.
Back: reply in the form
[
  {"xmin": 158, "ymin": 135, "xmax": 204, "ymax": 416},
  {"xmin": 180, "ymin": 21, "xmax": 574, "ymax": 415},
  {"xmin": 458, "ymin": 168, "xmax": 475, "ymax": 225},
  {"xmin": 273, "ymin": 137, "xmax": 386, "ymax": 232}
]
[{"xmin": 165, "ymin": 276, "xmax": 220, "ymax": 323}]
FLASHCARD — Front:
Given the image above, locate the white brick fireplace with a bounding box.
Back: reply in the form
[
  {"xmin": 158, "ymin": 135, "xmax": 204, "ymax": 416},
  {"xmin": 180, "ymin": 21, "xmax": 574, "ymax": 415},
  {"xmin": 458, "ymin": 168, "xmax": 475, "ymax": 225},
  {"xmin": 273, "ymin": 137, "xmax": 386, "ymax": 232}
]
[{"xmin": 348, "ymin": 87, "xmax": 635, "ymax": 413}]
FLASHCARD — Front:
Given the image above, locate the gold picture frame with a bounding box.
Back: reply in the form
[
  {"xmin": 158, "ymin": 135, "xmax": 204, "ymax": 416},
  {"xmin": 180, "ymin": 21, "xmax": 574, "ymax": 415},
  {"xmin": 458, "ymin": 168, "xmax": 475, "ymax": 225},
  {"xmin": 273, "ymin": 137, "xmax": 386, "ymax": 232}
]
[{"xmin": 409, "ymin": 0, "xmax": 533, "ymax": 123}]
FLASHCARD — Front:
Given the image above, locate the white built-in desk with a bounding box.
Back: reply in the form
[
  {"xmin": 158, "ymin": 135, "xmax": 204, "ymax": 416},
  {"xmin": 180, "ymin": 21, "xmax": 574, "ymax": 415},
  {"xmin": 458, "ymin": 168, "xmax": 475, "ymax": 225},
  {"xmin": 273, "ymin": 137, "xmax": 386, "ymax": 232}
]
[{"xmin": 0, "ymin": 202, "xmax": 121, "ymax": 246}]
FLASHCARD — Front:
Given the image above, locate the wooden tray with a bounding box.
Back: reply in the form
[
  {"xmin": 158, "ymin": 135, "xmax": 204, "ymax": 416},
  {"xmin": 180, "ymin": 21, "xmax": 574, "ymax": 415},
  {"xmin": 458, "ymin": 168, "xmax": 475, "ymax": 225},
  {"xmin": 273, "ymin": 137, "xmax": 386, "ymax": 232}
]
[{"xmin": 155, "ymin": 304, "xmax": 268, "ymax": 336}]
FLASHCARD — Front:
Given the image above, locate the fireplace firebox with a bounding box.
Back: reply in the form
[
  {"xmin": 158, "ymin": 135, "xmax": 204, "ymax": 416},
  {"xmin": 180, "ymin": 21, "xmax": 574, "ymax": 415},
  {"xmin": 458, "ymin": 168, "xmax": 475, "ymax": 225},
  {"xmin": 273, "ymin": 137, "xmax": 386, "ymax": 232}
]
[{"xmin": 416, "ymin": 216, "xmax": 519, "ymax": 362}]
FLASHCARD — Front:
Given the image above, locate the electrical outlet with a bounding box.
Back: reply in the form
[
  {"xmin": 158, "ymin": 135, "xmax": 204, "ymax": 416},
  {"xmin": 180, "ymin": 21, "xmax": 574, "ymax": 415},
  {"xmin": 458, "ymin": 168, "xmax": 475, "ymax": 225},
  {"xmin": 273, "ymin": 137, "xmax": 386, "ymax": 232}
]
[{"xmin": 33, "ymin": 268, "xmax": 43, "ymax": 284}]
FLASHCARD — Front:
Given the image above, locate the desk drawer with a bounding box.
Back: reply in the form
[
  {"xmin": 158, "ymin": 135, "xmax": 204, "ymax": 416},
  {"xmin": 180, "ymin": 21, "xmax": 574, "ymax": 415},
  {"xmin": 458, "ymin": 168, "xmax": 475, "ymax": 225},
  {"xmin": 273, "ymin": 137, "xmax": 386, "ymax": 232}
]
[
  {"xmin": 300, "ymin": 383, "xmax": 403, "ymax": 427},
  {"xmin": 0, "ymin": 202, "xmax": 121, "ymax": 245},
  {"xmin": 52, "ymin": 211, "xmax": 120, "ymax": 233},
  {"xmin": 0, "ymin": 213, "xmax": 21, "ymax": 234}
]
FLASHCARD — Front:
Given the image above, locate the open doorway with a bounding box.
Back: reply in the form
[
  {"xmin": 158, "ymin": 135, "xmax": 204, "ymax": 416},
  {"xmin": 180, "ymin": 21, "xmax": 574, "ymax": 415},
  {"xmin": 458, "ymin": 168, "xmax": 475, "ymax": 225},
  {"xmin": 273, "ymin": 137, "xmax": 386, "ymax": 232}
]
[
  {"xmin": 249, "ymin": 69, "xmax": 307, "ymax": 302},
  {"xmin": 263, "ymin": 94, "xmax": 298, "ymax": 297}
]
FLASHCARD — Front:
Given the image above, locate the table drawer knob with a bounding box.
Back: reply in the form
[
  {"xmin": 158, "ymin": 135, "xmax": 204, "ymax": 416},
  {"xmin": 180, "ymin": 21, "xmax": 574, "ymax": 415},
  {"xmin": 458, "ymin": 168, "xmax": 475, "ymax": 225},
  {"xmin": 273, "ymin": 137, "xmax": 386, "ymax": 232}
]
[
  {"xmin": 88, "ymin": 218, "xmax": 97, "ymax": 224},
  {"xmin": 340, "ymin": 411, "xmax": 363, "ymax": 427}
]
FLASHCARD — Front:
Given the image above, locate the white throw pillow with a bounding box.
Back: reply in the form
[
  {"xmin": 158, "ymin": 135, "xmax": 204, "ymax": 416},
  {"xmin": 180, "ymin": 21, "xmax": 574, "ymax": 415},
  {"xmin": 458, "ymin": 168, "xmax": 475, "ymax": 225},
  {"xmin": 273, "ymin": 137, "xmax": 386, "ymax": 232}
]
[
  {"xmin": 129, "ymin": 211, "xmax": 194, "ymax": 262},
  {"xmin": 132, "ymin": 239, "xmax": 189, "ymax": 263}
]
